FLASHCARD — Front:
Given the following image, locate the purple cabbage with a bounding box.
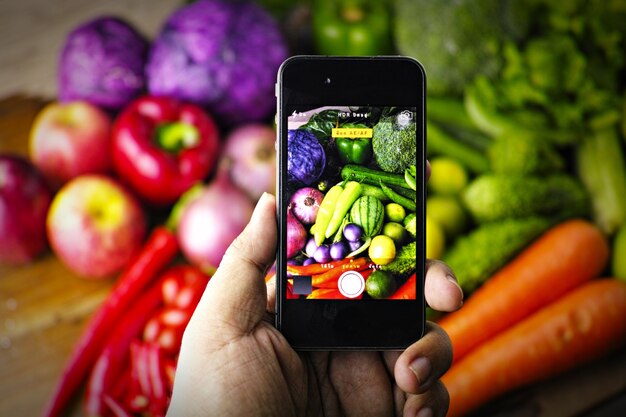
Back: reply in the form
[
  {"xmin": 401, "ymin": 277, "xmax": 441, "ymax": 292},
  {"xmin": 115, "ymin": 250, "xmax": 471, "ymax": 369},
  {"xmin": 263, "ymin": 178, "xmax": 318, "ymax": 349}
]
[
  {"xmin": 288, "ymin": 129, "xmax": 326, "ymax": 186},
  {"xmin": 58, "ymin": 17, "xmax": 148, "ymax": 110},
  {"xmin": 146, "ymin": 0, "xmax": 288, "ymax": 125}
]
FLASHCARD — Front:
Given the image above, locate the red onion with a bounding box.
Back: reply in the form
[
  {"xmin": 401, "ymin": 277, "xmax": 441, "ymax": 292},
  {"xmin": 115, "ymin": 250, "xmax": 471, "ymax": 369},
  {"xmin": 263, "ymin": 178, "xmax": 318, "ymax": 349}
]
[
  {"xmin": 177, "ymin": 168, "xmax": 254, "ymax": 273},
  {"xmin": 223, "ymin": 124, "xmax": 276, "ymax": 201},
  {"xmin": 290, "ymin": 187, "xmax": 324, "ymax": 225},
  {"xmin": 287, "ymin": 206, "xmax": 307, "ymax": 259}
]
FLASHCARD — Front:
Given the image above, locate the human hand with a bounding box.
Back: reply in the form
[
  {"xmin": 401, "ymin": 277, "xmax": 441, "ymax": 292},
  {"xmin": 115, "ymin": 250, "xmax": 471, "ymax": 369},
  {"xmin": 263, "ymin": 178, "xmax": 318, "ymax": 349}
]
[{"xmin": 168, "ymin": 192, "xmax": 463, "ymax": 417}]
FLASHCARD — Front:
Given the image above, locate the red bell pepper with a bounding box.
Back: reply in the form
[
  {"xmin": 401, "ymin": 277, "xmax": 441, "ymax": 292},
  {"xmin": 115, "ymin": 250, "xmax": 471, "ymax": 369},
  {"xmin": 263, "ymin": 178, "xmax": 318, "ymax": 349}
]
[{"xmin": 112, "ymin": 96, "xmax": 220, "ymax": 206}]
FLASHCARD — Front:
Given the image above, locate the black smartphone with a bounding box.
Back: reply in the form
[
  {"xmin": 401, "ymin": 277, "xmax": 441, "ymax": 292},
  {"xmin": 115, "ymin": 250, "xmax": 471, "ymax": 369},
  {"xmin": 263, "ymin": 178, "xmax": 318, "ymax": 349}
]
[{"xmin": 276, "ymin": 56, "xmax": 425, "ymax": 350}]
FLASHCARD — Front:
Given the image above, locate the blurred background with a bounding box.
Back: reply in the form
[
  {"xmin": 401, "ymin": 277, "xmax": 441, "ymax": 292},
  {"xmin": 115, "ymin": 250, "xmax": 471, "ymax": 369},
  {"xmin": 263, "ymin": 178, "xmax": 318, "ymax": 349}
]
[{"xmin": 1, "ymin": 0, "xmax": 625, "ymax": 416}]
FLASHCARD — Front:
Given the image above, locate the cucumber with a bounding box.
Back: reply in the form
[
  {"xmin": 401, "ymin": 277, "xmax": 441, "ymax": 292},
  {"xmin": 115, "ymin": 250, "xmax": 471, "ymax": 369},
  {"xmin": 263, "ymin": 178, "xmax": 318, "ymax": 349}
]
[
  {"xmin": 350, "ymin": 196, "xmax": 384, "ymax": 237},
  {"xmin": 341, "ymin": 165, "xmax": 411, "ymax": 189}
]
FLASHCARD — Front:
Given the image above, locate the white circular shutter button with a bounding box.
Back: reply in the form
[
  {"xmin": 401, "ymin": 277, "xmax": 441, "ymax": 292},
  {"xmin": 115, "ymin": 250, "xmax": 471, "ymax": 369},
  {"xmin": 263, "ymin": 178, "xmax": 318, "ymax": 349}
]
[{"xmin": 338, "ymin": 270, "xmax": 365, "ymax": 299}]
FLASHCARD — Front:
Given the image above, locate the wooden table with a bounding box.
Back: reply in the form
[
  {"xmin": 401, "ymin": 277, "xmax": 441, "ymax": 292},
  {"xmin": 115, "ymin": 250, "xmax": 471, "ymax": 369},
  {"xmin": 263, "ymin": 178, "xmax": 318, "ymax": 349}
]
[{"xmin": 1, "ymin": 96, "xmax": 625, "ymax": 417}]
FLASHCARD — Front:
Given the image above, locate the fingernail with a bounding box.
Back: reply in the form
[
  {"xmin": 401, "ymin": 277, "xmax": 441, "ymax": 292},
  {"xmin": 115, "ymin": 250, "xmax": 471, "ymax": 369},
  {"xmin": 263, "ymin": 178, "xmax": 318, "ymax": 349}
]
[
  {"xmin": 409, "ymin": 356, "xmax": 432, "ymax": 389},
  {"xmin": 447, "ymin": 274, "xmax": 464, "ymax": 301},
  {"xmin": 417, "ymin": 407, "xmax": 434, "ymax": 417}
]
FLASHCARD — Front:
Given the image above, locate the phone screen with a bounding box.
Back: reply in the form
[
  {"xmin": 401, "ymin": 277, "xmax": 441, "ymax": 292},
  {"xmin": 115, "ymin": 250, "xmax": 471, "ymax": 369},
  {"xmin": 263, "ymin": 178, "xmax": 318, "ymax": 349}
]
[{"xmin": 284, "ymin": 105, "xmax": 418, "ymax": 301}]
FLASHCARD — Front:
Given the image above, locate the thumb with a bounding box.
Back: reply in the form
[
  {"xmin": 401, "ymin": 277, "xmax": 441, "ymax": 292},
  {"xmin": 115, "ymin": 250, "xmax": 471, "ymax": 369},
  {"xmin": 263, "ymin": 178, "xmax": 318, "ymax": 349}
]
[{"xmin": 189, "ymin": 192, "xmax": 277, "ymax": 338}]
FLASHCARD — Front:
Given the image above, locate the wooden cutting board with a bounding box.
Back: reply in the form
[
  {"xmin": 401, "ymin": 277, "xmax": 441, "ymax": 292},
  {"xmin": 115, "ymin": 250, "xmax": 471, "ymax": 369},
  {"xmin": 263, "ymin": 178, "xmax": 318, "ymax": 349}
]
[{"xmin": 0, "ymin": 96, "xmax": 624, "ymax": 417}]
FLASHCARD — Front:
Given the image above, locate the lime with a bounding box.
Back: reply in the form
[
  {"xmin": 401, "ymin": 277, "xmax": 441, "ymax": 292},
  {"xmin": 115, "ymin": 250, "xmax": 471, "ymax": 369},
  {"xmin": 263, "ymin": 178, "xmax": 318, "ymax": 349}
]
[
  {"xmin": 385, "ymin": 203, "xmax": 406, "ymax": 223},
  {"xmin": 383, "ymin": 222, "xmax": 407, "ymax": 246},
  {"xmin": 613, "ymin": 224, "xmax": 626, "ymax": 282},
  {"xmin": 365, "ymin": 270, "xmax": 397, "ymax": 299},
  {"xmin": 369, "ymin": 235, "xmax": 396, "ymax": 265},
  {"xmin": 427, "ymin": 195, "xmax": 467, "ymax": 237},
  {"xmin": 429, "ymin": 157, "xmax": 468, "ymax": 195},
  {"xmin": 426, "ymin": 215, "xmax": 445, "ymax": 259}
]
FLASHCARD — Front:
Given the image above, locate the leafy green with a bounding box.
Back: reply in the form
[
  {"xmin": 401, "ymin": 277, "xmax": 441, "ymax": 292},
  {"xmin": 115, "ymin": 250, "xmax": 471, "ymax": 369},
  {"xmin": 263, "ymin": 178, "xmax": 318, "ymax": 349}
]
[{"xmin": 372, "ymin": 114, "xmax": 417, "ymax": 174}]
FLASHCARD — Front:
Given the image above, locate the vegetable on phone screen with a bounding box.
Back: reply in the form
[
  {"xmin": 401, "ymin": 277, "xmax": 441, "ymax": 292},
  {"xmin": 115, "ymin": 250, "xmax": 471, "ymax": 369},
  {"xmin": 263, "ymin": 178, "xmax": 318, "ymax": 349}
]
[
  {"xmin": 335, "ymin": 123, "xmax": 373, "ymax": 165},
  {"xmin": 440, "ymin": 219, "xmax": 610, "ymax": 364},
  {"xmin": 313, "ymin": 184, "xmax": 344, "ymax": 246},
  {"xmin": 350, "ymin": 195, "xmax": 385, "ymax": 238},
  {"xmin": 325, "ymin": 181, "xmax": 362, "ymax": 238},
  {"xmin": 290, "ymin": 187, "xmax": 324, "ymax": 225},
  {"xmin": 112, "ymin": 96, "xmax": 220, "ymax": 206},
  {"xmin": 369, "ymin": 235, "xmax": 396, "ymax": 266},
  {"xmin": 288, "ymin": 129, "xmax": 327, "ymax": 186},
  {"xmin": 443, "ymin": 279, "xmax": 626, "ymax": 417},
  {"xmin": 312, "ymin": 0, "xmax": 392, "ymax": 56},
  {"xmin": 287, "ymin": 207, "xmax": 307, "ymax": 259}
]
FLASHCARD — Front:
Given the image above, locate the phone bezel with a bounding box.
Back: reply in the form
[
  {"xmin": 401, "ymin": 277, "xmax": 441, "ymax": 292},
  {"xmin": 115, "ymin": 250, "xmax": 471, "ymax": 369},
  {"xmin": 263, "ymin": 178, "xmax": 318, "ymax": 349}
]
[{"xmin": 276, "ymin": 56, "xmax": 426, "ymax": 350}]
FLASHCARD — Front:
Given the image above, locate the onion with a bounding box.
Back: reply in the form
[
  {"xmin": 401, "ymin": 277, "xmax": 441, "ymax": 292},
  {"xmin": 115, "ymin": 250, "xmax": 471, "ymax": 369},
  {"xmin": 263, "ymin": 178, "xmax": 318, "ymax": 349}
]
[
  {"xmin": 290, "ymin": 187, "xmax": 324, "ymax": 225},
  {"xmin": 177, "ymin": 169, "xmax": 254, "ymax": 273},
  {"xmin": 287, "ymin": 206, "xmax": 307, "ymax": 259},
  {"xmin": 223, "ymin": 124, "xmax": 276, "ymax": 201}
]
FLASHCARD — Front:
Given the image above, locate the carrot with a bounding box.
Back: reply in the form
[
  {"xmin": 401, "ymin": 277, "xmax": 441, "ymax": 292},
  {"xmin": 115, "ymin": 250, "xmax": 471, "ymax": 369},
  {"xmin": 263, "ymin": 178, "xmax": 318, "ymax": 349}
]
[
  {"xmin": 443, "ymin": 279, "xmax": 626, "ymax": 417},
  {"xmin": 388, "ymin": 273, "xmax": 417, "ymax": 299},
  {"xmin": 287, "ymin": 257, "xmax": 358, "ymax": 276},
  {"xmin": 311, "ymin": 257, "xmax": 369, "ymax": 288},
  {"xmin": 306, "ymin": 288, "xmax": 363, "ymax": 299},
  {"xmin": 439, "ymin": 219, "xmax": 609, "ymax": 363}
]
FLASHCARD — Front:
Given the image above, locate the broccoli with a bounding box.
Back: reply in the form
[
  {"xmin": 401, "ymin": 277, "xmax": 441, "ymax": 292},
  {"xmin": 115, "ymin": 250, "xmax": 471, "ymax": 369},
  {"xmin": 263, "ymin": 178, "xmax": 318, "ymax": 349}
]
[
  {"xmin": 463, "ymin": 174, "xmax": 590, "ymax": 223},
  {"xmin": 372, "ymin": 115, "xmax": 417, "ymax": 174},
  {"xmin": 381, "ymin": 241, "xmax": 416, "ymax": 278},
  {"xmin": 393, "ymin": 0, "xmax": 532, "ymax": 95},
  {"xmin": 488, "ymin": 132, "xmax": 564, "ymax": 175},
  {"xmin": 443, "ymin": 217, "xmax": 551, "ymax": 293}
]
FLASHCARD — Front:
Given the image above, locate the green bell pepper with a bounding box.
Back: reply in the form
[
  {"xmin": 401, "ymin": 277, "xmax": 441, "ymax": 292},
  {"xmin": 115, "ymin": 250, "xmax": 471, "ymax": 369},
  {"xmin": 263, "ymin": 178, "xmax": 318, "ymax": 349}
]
[
  {"xmin": 335, "ymin": 123, "xmax": 373, "ymax": 165},
  {"xmin": 312, "ymin": 0, "xmax": 392, "ymax": 56}
]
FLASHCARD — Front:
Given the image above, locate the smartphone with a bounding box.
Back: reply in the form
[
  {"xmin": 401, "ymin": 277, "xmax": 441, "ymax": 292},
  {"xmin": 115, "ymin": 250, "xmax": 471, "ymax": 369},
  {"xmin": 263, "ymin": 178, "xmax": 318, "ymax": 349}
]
[{"xmin": 276, "ymin": 56, "xmax": 425, "ymax": 350}]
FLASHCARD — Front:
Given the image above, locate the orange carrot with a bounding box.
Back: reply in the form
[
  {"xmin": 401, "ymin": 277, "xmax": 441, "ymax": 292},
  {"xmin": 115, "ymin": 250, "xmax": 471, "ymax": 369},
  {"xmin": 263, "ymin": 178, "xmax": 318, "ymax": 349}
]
[
  {"xmin": 306, "ymin": 288, "xmax": 363, "ymax": 299},
  {"xmin": 439, "ymin": 220, "xmax": 609, "ymax": 363},
  {"xmin": 389, "ymin": 273, "xmax": 417, "ymax": 299},
  {"xmin": 287, "ymin": 257, "xmax": 359, "ymax": 276},
  {"xmin": 443, "ymin": 279, "xmax": 626, "ymax": 417},
  {"xmin": 311, "ymin": 257, "xmax": 369, "ymax": 288}
]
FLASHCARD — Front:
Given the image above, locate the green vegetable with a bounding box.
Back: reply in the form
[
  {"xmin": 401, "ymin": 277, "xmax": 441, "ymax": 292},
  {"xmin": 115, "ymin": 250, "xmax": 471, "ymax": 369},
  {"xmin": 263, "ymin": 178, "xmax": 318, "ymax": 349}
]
[
  {"xmin": 341, "ymin": 164, "xmax": 411, "ymax": 189},
  {"xmin": 488, "ymin": 131, "xmax": 564, "ymax": 175},
  {"xmin": 393, "ymin": 0, "xmax": 531, "ymax": 95},
  {"xmin": 380, "ymin": 181, "xmax": 416, "ymax": 212},
  {"xmin": 403, "ymin": 213, "xmax": 417, "ymax": 238},
  {"xmin": 576, "ymin": 125, "xmax": 626, "ymax": 234},
  {"xmin": 349, "ymin": 195, "xmax": 384, "ymax": 237},
  {"xmin": 312, "ymin": 0, "xmax": 392, "ymax": 56},
  {"xmin": 313, "ymin": 184, "xmax": 344, "ymax": 245},
  {"xmin": 404, "ymin": 166, "xmax": 417, "ymax": 190},
  {"xmin": 381, "ymin": 241, "xmax": 416, "ymax": 278},
  {"xmin": 427, "ymin": 121, "xmax": 490, "ymax": 174},
  {"xmin": 325, "ymin": 181, "xmax": 362, "ymax": 239},
  {"xmin": 463, "ymin": 174, "xmax": 589, "ymax": 223},
  {"xmin": 443, "ymin": 217, "xmax": 551, "ymax": 293},
  {"xmin": 359, "ymin": 183, "xmax": 390, "ymax": 202},
  {"xmin": 365, "ymin": 270, "xmax": 397, "ymax": 299},
  {"xmin": 372, "ymin": 114, "xmax": 417, "ymax": 174},
  {"xmin": 335, "ymin": 123, "xmax": 373, "ymax": 165}
]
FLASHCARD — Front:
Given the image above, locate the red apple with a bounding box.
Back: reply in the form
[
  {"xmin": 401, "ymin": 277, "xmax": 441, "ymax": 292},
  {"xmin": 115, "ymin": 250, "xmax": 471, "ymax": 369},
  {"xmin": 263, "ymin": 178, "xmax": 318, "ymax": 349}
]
[
  {"xmin": 46, "ymin": 175, "xmax": 146, "ymax": 278},
  {"xmin": 29, "ymin": 101, "xmax": 112, "ymax": 187},
  {"xmin": 222, "ymin": 124, "xmax": 276, "ymax": 201},
  {"xmin": 0, "ymin": 155, "xmax": 53, "ymax": 264}
]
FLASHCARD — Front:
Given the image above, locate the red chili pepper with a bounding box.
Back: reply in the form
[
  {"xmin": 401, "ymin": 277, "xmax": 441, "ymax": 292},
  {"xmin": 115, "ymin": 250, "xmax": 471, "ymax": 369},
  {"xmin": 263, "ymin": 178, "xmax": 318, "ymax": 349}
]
[
  {"xmin": 84, "ymin": 277, "xmax": 166, "ymax": 417},
  {"xmin": 42, "ymin": 226, "xmax": 178, "ymax": 417},
  {"xmin": 112, "ymin": 96, "xmax": 220, "ymax": 206},
  {"xmin": 103, "ymin": 394, "xmax": 133, "ymax": 417},
  {"xmin": 388, "ymin": 273, "xmax": 417, "ymax": 300}
]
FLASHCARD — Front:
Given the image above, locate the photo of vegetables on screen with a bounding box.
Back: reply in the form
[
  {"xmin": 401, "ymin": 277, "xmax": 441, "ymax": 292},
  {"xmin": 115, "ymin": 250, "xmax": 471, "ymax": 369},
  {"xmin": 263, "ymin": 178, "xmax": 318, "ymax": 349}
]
[{"xmin": 285, "ymin": 106, "xmax": 418, "ymax": 300}]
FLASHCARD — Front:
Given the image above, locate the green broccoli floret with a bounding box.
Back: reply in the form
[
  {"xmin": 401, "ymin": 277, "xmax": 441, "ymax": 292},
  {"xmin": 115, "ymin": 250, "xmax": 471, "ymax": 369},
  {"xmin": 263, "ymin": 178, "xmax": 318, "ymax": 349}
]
[
  {"xmin": 488, "ymin": 132, "xmax": 564, "ymax": 175},
  {"xmin": 443, "ymin": 217, "xmax": 551, "ymax": 293},
  {"xmin": 372, "ymin": 115, "xmax": 417, "ymax": 174},
  {"xmin": 393, "ymin": 0, "xmax": 532, "ymax": 95},
  {"xmin": 381, "ymin": 241, "xmax": 416, "ymax": 278},
  {"xmin": 463, "ymin": 174, "xmax": 590, "ymax": 223}
]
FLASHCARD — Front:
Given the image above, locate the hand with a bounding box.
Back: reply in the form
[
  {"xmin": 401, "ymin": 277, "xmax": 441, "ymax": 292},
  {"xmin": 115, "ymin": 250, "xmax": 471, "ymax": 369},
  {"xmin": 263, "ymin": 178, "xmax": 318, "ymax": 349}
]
[{"xmin": 168, "ymin": 192, "xmax": 463, "ymax": 417}]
